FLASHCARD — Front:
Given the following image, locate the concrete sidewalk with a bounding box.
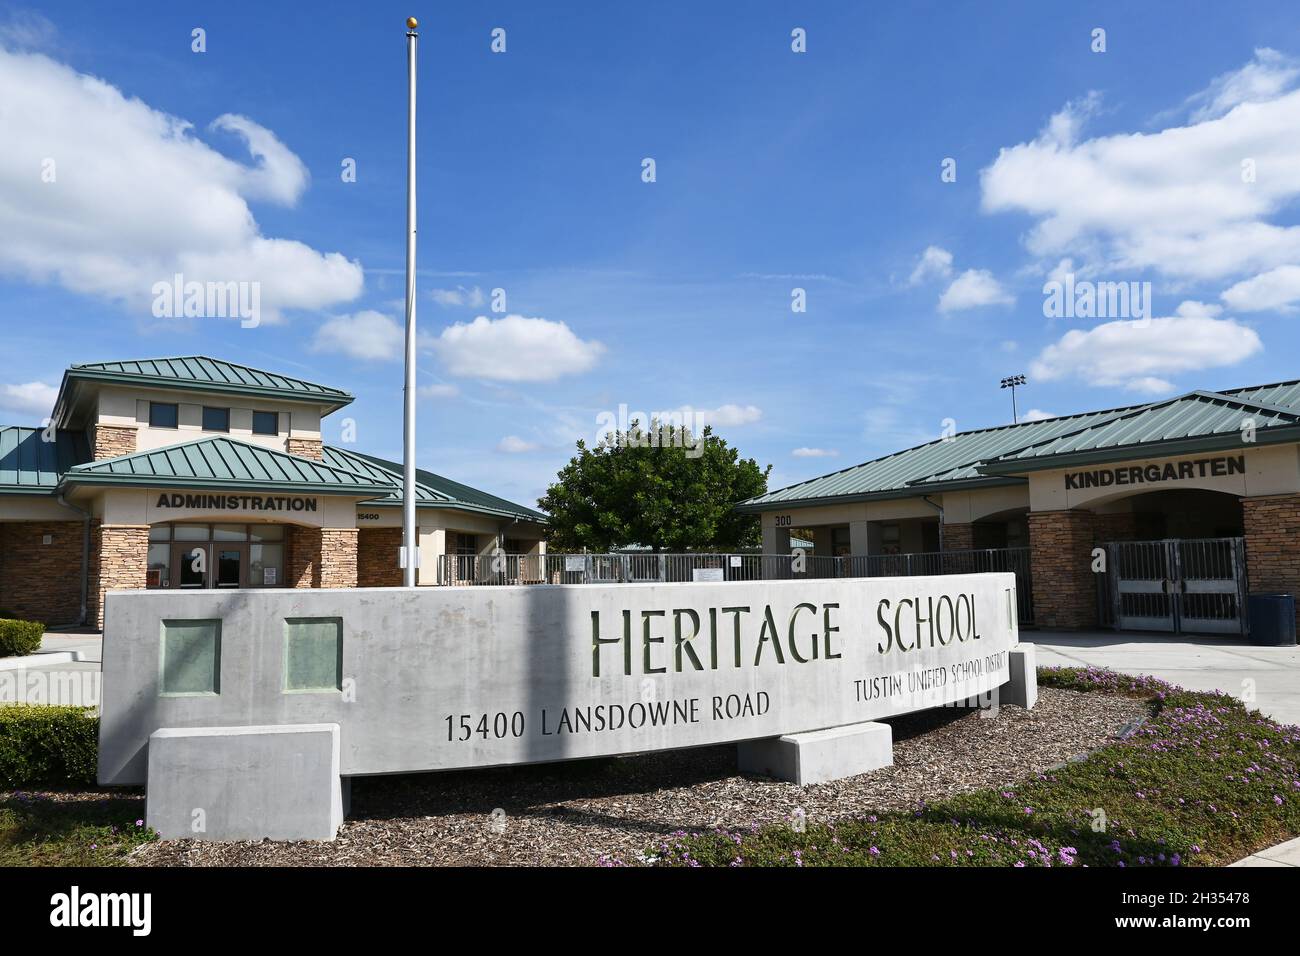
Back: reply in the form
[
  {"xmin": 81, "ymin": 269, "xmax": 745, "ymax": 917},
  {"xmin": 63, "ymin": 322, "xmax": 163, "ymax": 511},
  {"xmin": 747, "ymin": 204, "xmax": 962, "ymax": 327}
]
[
  {"xmin": 35, "ymin": 629, "xmax": 103, "ymax": 664},
  {"xmin": 1231, "ymin": 835, "xmax": 1300, "ymax": 867},
  {"xmin": 1032, "ymin": 630, "xmax": 1300, "ymax": 726}
]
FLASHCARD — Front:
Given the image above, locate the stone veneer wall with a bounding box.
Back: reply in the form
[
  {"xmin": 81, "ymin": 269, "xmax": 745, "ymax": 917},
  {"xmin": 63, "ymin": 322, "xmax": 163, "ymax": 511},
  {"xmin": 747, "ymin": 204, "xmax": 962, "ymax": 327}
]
[
  {"xmin": 286, "ymin": 437, "xmax": 324, "ymax": 460},
  {"xmin": 0, "ymin": 521, "xmax": 86, "ymax": 626},
  {"xmin": 285, "ymin": 526, "xmax": 358, "ymax": 588},
  {"xmin": 1242, "ymin": 494, "xmax": 1300, "ymax": 630},
  {"xmin": 90, "ymin": 523, "xmax": 149, "ymax": 630},
  {"xmin": 1092, "ymin": 512, "xmax": 1139, "ymax": 543},
  {"xmin": 940, "ymin": 522, "xmax": 974, "ymax": 552},
  {"xmin": 93, "ymin": 424, "xmax": 138, "ymax": 460},
  {"xmin": 357, "ymin": 528, "xmax": 403, "ymax": 587},
  {"xmin": 1027, "ymin": 510, "xmax": 1098, "ymax": 629}
]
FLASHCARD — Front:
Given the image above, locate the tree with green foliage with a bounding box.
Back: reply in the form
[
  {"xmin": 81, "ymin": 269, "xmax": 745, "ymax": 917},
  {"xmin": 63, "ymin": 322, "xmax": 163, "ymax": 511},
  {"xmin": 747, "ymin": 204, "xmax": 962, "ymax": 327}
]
[{"xmin": 538, "ymin": 420, "xmax": 770, "ymax": 552}]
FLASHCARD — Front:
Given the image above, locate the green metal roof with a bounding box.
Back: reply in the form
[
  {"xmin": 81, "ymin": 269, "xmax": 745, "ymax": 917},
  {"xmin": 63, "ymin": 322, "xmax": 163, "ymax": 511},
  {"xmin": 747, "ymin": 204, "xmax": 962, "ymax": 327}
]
[
  {"xmin": 0, "ymin": 427, "xmax": 90, "ymax": 494},
  {"xmin": 739, "ymin": 378, "xmax": 1300, "ymax": 512},
  {"xmin": 324, "ymin": 446, "xmax": 547, "ymax": 522},
  {"xmin": 62, "ymin": 437, "xmax": 392, "ymax": 496},
  {"xmin": 60, "ymin": 356, "xmax": 354, "ymax": 414},
  {"xmin": 980, "ymin": 390, "xmax": 1300, "ymax": 473}
]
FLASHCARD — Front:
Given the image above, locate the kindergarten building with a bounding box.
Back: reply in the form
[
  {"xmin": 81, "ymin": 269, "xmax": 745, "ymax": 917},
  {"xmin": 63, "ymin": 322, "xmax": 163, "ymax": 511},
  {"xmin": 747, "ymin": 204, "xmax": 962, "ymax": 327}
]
[
  {"xmin": 0, "ymin": 357, "xmax": 546, "ymax": 628},
  {"xmin": 738, "ymin": 380, "xmax": 1300, "ymax": 635}
]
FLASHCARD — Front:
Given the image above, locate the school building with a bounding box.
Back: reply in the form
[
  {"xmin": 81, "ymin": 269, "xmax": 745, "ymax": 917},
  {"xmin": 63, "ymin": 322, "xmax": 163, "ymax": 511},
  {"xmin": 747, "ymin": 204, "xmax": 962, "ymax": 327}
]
[
  {"xmin": 737, "ymin": 381, "xmax": 1300, "ymax": 635},
  {"xmin": 0, "ymin": 356, "xmax": 546, "ymax": 628}
]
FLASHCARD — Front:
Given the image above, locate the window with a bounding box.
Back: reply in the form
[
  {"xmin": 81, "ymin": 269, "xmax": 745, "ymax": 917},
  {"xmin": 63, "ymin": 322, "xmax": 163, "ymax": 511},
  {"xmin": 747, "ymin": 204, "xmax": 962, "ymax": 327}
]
[
  {"xmin": 149, "ymin": 402, "xmax": 179, "ymax": 428},
  {"xmin": 252, "ymin": 410, "xmax": 278, "ymax": 435},
  {"xmin": 283, "ymin": 618, "xmax": 342, "ymax": 692},
  {"xmin": 160, "ymin": 619, "xmax": 221, "ymax": 695},
  {"xmin": 202, "ymin": 406, "xmax": 230, "ymax": 432}
]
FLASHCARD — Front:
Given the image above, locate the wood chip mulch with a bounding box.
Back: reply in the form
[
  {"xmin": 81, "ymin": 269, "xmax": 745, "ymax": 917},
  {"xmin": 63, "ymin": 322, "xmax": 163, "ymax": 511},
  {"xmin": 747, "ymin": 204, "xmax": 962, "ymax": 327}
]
[{"xmin": 128, "ymin": 686, "xmax": 1148, "ymax": 867}]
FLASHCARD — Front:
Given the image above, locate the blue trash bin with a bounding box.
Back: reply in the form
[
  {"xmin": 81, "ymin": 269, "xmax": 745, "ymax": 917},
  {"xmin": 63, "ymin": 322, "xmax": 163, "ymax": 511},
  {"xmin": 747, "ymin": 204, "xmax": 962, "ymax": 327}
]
[{"xmin": 1248, "ymin": 593, "xmax": 1297, "ymax": 646}]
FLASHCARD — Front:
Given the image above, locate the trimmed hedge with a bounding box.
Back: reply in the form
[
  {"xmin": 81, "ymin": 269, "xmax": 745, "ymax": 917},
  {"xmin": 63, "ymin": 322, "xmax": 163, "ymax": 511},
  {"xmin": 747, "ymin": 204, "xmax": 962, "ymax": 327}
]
[
  {"xmin": 0, "ymin": 706, "xmax": 98, "ymax": 788},
  {"xmin": 0, "ymin": 619, "xmax": 44, "ymax": 658}
]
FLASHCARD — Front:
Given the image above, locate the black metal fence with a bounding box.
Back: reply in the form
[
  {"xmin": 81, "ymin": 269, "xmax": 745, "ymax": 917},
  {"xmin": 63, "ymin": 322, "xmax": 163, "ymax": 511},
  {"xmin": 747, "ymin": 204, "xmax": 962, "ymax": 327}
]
[{"xmin": 439, "ymin": 547, "xmax": 1035, "ymax": 624}]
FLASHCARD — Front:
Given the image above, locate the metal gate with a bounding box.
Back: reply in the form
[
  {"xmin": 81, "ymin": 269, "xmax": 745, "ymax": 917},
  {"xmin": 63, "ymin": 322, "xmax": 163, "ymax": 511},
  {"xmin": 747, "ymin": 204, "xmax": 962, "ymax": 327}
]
[{"xmin": 1106, "ymin": 537, "xmax": 1247, "ymax": 635}]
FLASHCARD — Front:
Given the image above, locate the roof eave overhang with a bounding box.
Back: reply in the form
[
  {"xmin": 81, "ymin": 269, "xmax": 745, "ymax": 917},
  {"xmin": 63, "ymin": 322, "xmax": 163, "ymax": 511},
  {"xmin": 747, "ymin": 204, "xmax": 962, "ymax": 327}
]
[
  {"xmin": 62, "ymin": 369, "xmax": 355, "ymax": 417},
  {"xmin": 733, "ymin": 475, "xmax": 1027, "ymax": 513},
  {"xmin": 976, "ymin": 428, "xmax": 1300, "ymax": 477}
]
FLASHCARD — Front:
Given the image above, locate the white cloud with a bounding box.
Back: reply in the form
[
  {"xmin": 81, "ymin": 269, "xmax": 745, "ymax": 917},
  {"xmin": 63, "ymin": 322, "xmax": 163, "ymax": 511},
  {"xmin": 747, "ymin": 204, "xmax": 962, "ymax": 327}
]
[
  {"xmin": 427, "ymin": 314, "xmax": 605, "ymax": 382},
  {"xmin": 430, "ymin": 285, "xmax": 486, "ymax": 308},
  {"xmin": 908, "ymin": 245, "xmax": 953, "ymax": 285},
  {"xmin": 1184, "ymin": 48, "xmax": 1300, "ymax": 122},
  {"xmin": 981, "ymin": 50, "xmax": 1300, "ymax": 284},
  {"xmin": 1221, "ymin": 265, "xmax": 1300, "ymax": 312},
  {"xmin": 417, "ymin": 382, "xmax": 459, "ymax": 399},
  {"xmin": 497, "ymin": 435, "xmax": 540, "ymax": 453},
  {"xmin": 695, "ymin": 404, "xmax": 763, "ymax": 427},
  {"xmin": 938, "ymin": 269, "xmax": 1014, "ymax": 312},
  {"xmin": 0, "ymin": 381, "xmax": 58, "ymax": 420},
  {"xmin": 311, "ymin": 310, "xmax": 403, "ymax": 361},
  {"xmin": 1029, "ymin": 314, "xmax": 1262, "ymax": 392},
  {"xmin": 1019, "ymin": 409, "xmax": 1057, "ymax": 423},
  {"xmin": 0, "ymin": 9, "xmax": 55, "ymax": 48},
  {"xmin": 0, "ymin": 46, "xmax": 362, "ymax": 322},
  {"xmin": 792, "ymin": 446, "xmax": 838, "ymax": 458}
]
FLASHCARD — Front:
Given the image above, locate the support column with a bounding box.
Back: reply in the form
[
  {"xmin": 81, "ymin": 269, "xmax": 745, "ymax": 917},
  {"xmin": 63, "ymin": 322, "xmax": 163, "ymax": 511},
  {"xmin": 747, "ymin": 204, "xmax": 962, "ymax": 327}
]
[
  {"xmin": 941, "ymin": 521, "xmax": 974, "ymax": 552},
  {"xmin": 1027, "ymin": 509, "xmax": 1098, "ymax": 628},
  {"xmin": 90, "ymin": 523, "xmax": 148, "ymax": 630},
  {"xmin": 357, "ymin": 528, "xmax": 402, "ymax": 587},
  {"xmin": 1242, "ymin": 494, "xmax": 1300, "ymax": 631}
]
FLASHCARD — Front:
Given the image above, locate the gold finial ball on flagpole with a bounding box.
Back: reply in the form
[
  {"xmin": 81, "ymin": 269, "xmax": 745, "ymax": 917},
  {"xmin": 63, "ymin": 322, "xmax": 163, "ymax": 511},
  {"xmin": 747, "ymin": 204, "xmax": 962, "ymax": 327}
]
[{"xmin": 406, "ymin": 17, "xmax": 418, "ymax": 29}]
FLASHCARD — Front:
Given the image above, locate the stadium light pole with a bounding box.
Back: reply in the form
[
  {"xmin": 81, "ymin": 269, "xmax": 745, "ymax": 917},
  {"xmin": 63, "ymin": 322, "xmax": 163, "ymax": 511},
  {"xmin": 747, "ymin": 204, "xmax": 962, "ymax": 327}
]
[
  {"xmin": 1000, "ymin": 374, "xmax": 1027, "ymax": 424},
  {"xmin": 402, "ymin": 16, "xmax": 419, "ymax": 586}
]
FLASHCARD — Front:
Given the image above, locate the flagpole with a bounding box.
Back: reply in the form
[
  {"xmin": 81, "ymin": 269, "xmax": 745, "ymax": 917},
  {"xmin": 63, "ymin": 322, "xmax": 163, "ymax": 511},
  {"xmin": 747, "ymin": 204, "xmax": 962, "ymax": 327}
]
[{"xmin": 402, "ymin": 16, "xmax": 419, "ymax": 586}]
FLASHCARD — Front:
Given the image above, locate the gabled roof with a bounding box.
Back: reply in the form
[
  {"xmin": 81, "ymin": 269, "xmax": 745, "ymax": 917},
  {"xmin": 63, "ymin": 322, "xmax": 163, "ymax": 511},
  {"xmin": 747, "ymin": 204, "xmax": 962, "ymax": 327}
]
[
  {"xmin": 57, "ymin": 356, "xmax": 354, "ymax": 419},
  {"xmin": 62, "ymin": 437, "xmax": 392, "ymax": 496},
  {"xmin": 0, "ymin": 426, "xmax": 90, "ymax": 494},
  {"xmin": 738, "ymin": 378, "xmax": 1300, "ymax": 512},
  {"xmin": 324, "ymin": 446, "xmax": 546, "ymax": 522}
]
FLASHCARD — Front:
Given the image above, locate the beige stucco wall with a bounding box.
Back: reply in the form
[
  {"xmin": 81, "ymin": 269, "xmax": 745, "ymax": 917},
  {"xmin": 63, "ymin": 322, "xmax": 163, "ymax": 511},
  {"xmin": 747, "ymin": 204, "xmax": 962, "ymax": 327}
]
[
  {"xmin": 758, "ymin": 483, "xmax": 1031, "ymax": 555},
  {"xmin": 89, "ymin": 487, "xmax": 360, "ymax": 529},
  {"xmin": 0, "ymin": 494, "xmax": 81, "ymax": 521},
  {"xmin": 1027, "ymin": 443, "xmax": 1300, "ymax": 511},
  {"xmin": 95, "ymin": 385, "xmax": 323, "ymax": 455}
]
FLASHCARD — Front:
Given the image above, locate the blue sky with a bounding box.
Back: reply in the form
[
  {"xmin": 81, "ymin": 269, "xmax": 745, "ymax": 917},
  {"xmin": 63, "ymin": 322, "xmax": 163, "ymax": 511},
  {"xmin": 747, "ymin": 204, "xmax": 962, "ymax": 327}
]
[{"xmin": 3, "ymin": 1, "xmax": 1300, "ymax": 506}]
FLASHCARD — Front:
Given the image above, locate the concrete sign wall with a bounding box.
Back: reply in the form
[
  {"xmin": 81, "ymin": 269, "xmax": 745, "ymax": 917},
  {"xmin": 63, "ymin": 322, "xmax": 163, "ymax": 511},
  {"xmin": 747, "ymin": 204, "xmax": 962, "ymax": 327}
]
[{"xmin": 99, "ymin": 573, "xmax": 1019, "ymax": 785}]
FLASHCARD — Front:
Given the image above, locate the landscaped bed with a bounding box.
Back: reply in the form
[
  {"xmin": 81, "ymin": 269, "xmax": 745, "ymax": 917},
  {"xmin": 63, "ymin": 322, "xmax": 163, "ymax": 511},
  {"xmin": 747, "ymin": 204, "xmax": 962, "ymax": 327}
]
[{"xmin": 3, "ymin": 668, "xmax": 1296, "ymax": 866}]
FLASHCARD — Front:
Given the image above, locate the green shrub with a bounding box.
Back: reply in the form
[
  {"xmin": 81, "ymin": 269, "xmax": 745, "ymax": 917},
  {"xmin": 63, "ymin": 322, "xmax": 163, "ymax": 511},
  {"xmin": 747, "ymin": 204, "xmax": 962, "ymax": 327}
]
[
  {"xmin": 0, "ymin": 706, "xmax": 98, "ymax": 788},
  {"xmin": 0, "ymin": 618, "xmax": 44, "ymax": 658}
]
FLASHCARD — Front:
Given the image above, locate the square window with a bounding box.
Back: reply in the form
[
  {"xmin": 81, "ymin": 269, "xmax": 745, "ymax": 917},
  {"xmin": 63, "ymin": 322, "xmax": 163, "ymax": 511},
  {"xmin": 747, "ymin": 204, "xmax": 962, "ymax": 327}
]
[
  {"xmin": 202, "ymin": 406, "xmax": 230, "ymax": 432},
  {"xmin": 160, "ymin": 619, "xmax": 221, "ymax": 695},
  {"xmin": 149, "ymin": 402, "xmax": 179, "ymax": 429},
  {"xmin": 252, "ymin": 411, "xmax": 278, "ymax": 436},
  {"xmin": 283, "ymin": 618, "xmax": 342, "ymax": 692}
]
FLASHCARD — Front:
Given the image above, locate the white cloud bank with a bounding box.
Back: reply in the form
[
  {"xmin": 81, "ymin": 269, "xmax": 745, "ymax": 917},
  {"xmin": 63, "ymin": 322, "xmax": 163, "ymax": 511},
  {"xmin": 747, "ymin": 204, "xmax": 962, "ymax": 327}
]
[
  {"xmin": 1029, "ymin": 311, "xmax": 1262, "ymax": 393},
  {"xmin": 427, "ymin": 315, "xmax": 605, "ymax": 382},
  {"xmin": 0, "ymin": 45, "xmax": 362, "ymax": 322},
  {"xmin": 938, "ymin": 269, "xmax": 1014, "ymax": 312},
  {"xmin": 982, "ymin": 49, "xmax": 1300, "ymax": 285},
  {"xmin": 0, "ymin": 381, "xmax": 58, "ymax": 420},
  {"xmin": 311, "ymin": 311, "xmax": 403, "ymax": 361}
]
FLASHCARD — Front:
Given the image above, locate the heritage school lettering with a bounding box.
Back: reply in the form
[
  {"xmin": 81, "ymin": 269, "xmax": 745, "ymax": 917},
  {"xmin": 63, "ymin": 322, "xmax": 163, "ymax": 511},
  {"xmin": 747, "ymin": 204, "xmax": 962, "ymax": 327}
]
[
  {"xmin": 1065, "ymin": 455, "xmax": 1245, "ymax": 491},
  {"xmin": 155, "ymin": 493, "xmax": 318, "ymax": 512}
]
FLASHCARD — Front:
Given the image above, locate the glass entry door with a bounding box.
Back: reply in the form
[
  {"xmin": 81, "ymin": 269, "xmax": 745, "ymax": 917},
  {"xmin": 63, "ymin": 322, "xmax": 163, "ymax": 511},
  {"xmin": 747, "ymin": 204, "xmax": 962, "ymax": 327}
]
[
  {"xmin": 172, "ymin": 544, "xmax": 209, "ymax": 588},
  {"xmin": 215, "ymin": 546, "xmax": 244, "ymax": 588}
]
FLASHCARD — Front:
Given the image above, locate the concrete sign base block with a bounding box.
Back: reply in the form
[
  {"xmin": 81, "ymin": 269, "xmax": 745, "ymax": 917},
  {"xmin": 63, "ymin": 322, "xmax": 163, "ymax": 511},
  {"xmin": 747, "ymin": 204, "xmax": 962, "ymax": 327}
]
[
  {"xmin": 1002, "ymin": 643, "xmax": 1038, "ymax": 710},
  {"xmin": 737, "ymin": 721, "xmax": 893, "ymax": 785},
  {"xmin": 146, "ymin": 723, "xmax": 344, "ymax": 842}
]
